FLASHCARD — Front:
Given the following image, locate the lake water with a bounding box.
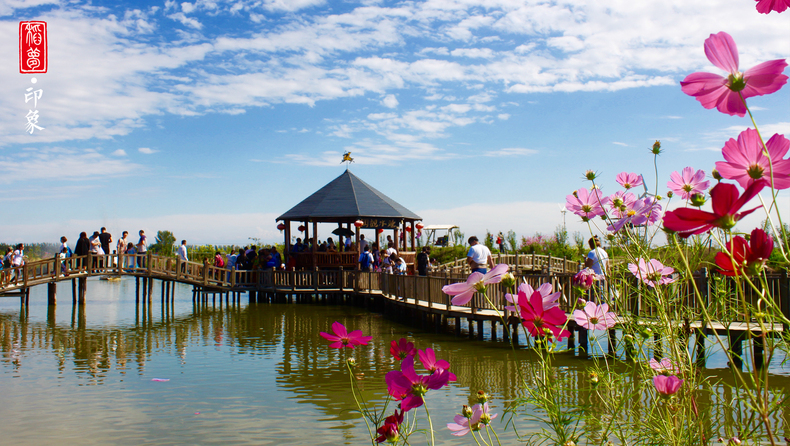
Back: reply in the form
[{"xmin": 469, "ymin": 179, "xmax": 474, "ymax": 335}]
[{"xmin": 1, "ymin": 277, "xmax": 787, "ymax": 444}]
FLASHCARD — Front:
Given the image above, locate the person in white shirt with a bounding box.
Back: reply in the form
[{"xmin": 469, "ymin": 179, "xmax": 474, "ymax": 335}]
[
  {"xmin": 466, "ymin": 236, "xmax": 494, "ymax": 274},
  {"xmin": 585, "ymin": 236, "xmax": 610, "ymax": 299},
  {"xmin": 178, "ymin": 240, "xmax": 189, "ymax": 262},
  {"xmin": 359, "ymin": 234, "xmax": 369, "ymax": 252}
]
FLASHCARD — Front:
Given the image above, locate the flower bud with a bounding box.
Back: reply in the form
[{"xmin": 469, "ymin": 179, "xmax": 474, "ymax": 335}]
[
  {"xmin": 651, "ymin": 140, "xmax": 661, "ymax": 155},
  {"xmin": 712, "ymin": 169, "xmax": 722, "ymax": 181},
  {"xmin": 606, "ymin": 233, "xmax": 615, "ymax": 241},
  {"xmin": 473, "ymin": 280, "xmax": 487, "ymax": 293},
  {"xmin": 584, "ymin": 170, "xmax": 597, "ymax": 181},
  {"xmin": 572, "ymin": 190, "xmax": 579, "ymax": 198},
  {"xmin": 462, "ymin": 405, "xmax": 473, "ymax": 418},
  {"xmin": 476, "ymin": 390, "xmax": 489, "ymax": 403},
  {"xmin": 479, "ymin": 412, "xmax": 492, "ymax": 425},
  {"xmin": 690, "ymin": 193, "xmax": 706, "ymax": 207},
  {"xmin": 589, "ymin": 371, "xmax": 599, "ymax": 384},
  {"xmin": 666, "ymin": 191, "xmax": 673, "ymax": 198},
  {"xmin": 563, "ymin": 441, "xmax": 576, "ymax": 446},
  {"xmin": 501, "ymin": 272, "xmax": 516, "ymax": 289},
  {"xmin": 346, "ymin": 358, "xmax": 356, "ymax": 367},
  {"xmin": 655, "ymin": 195, "xmax": 663, "ymax": 201},
  {"xmin": 729, "ymin": 438, "xmax": 741, "ymax": 445}
]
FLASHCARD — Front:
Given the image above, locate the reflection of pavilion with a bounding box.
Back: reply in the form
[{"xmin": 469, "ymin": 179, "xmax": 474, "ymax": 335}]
[{"xmin": 277, "ymin": 170, "xmax": 422, "ymax": 269}]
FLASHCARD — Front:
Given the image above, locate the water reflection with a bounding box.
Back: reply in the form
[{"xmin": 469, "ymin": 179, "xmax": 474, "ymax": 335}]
[{"xmin": 0, "ymin": 280, "xmax": 788, "ymax": 444}]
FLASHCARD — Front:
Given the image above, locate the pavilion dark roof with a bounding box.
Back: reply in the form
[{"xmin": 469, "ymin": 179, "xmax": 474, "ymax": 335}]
[{"xmin": 277, "ymin": 170, "xmax": 421, "ymax": 222}]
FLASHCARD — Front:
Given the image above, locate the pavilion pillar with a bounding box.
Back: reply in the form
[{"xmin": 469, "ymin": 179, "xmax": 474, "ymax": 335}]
[
  {"xmin": 312, "ymin": 221, "xmax": 318, "ymax": 269},
  {"xmin": 410, "ymin": 221, "xmax": 415, "ymax": 251},
  {"xmin": 394, "ymin": 228, "xmax": 400, "ymax": 252},
  {"xmin": 284, "ymin": 221, "xmax": 291, "ymax": 266}
]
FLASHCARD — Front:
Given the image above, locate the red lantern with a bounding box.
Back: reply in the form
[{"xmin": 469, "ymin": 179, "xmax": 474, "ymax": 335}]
[
  {"xmin": 377, "ymin": 229, "xmax": 384, "ymax": 234},
  {"xmin": 405, "ymin": 226, "xmax": 412, "ymax": 232},
  {"xmin": 354, "ymin": 220, "xmax": 364, "ymax": 228},
  {"xmin": 298, "ymin": 225, "xmax": 306, "ymax": 232},
  {"xmin": 415, "ymin": 222, "xmax": 424, "ymax": 231},
  {"xmin": 276, "ymin": 223, "xmax": 286, "ymax": 231}
]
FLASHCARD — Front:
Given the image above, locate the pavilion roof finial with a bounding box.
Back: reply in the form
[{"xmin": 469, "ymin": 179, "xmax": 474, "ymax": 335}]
[{"xmin": 341, "ymin": 151, "xmax": 354, "ymax": 170}]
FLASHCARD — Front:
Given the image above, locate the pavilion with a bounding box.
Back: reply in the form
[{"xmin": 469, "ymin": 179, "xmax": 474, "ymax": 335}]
[{"xmin": 276, "ymin": 170, "xmax": 422, "ymax": 269}]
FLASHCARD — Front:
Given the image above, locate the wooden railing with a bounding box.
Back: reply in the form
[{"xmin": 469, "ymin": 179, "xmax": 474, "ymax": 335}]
[{"xmin": 437, "ymin": 253, "xmax": 579, "ymax": 275}]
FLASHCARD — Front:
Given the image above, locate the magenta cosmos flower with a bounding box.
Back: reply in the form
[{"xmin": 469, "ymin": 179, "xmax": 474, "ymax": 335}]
[
  {"xmin": 616, "ymin": 172, "xmax": 643, "ymax": 190},
  {"xmin": 447, "ymin": 403, "xmax": 497, "ymax": 436},
  {"xmin": 385, "ymin": 355, "xmax": 450, "ymax": 412},
  {"xmin": 653, "ymin": 375, "xmax": 683, "ymax": 396},
  {"xmin": 755, "ymin": 0, "xmax": 790, "ymax": 14},
  {"xmin": 715, "ymin": 128, "xmax": 790, "ymax": 190},
  {"xmin": 505, "ymin": 282, "xmax": 560, "ymax": 312},
  {"xmin": 565, "ymin": 188, "xmax": 606, "ymax": 221},
  {"xmin": 607, "ymin": 197, "xmax": 662, "ymax": 232},
  {"xmin": 715, "ymin": 228, "xmax": 774, "ymax": 276},
  {"xmin": 573, "ymin": 302, "xmax": 617, "ymax": 330},
  {"xmin": 319, "ymin": 321, "xmax": 372, "ymax": 349},
  {"xmin": 572, "ymin": 268, "xmax": 601, "ymax": 291},
  {"xmin": 628, "ymin": 258, "xmax": 676, "ymax": 288},
  {"xmin": 663, "ymin": 180, "xmax": 766, "ymax": 237},
  {"xmin": 517, "ymin": 284, "xmax": 570, "ymax": 340},
  {"xmin": 442, "ymin": 263, "xmax": 508, "ymax": 306},
  {"xmin": 680, "ymin": 32, "xmax": 789, "ymax": 117},
  {"xmin": 418, "ymin": 348, "xmax": 457, "ymax": 381},
  {"xmin": 375, "ymin": 409, "xmax": 404, "ymax": 443},
  {"xmin": 390, "ymin": 338, "xmax": 416, "ymax": 361},
  {"xmin": 667, "ymin": 167, "xmax": 710, "ymax": 200}
]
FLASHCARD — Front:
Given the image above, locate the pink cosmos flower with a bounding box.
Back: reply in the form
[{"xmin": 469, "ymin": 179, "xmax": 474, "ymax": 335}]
[
  {"xmin": 442, "ymin": 263, "xmax": 508, "ymax": 306},
  {"xmin": 628, "ymin": 258, "xmax": 675, "ymax": 287},
  {"xmin": 390, "ymin": 338, "xmax": 417, "ymax": 361},
  {"xmin": 605, "ymin": 190, "xmax": 637, "ymax": 219},
  {"xmin": 418, "ymin": 348, "xmax": 457, "ymax": 381},
  {"xmin": 385, "ymin": 355, "xmax": 450, "ymax": 412},
  {"xmin": 505, "ymin": 282, "xmax": 561, "ymax": 312},
  {"xmin": 653, "ymin": 374, "xmax": 683, "ymax": 396},
  {"xmin": 715, "ymin": 228, "xmax": 774, "ymax": 276},
  {"xmin": 319, "ymin": 321, "xmax": 373, "ymax": 349},
  {"xmin": 517, "ymin": 284, "xmax": 570, "ymax": 340},
  {"xmin": 663, "ymin": 180, "xmax": 766, "ymax": 237},
  {"xmin": 447, "ymin": 403, "xmax": 497, "ymax": 436},
  {"xmin": 375, "ymin": 409, "xmax": 404, "ymax": 443},
  {"xmin": 572, "ymin": 268, "xmax": 601, "ymax": 291},
  {"xmin": 755, "ymin": 0, "xmax": 790, "ymax": 14},
  {"xmin": 565, "ymin": 188, "xmax": 606, "ymax": 222},
  {"xmin": 667, "ymin": 167, "xmax": 710, "ymax": 200},
  {"xmin": 616, "ymin": 172, "xmax": 643, "ymax": 190},
  {"xmin": 649, "ymin": 358, "xmax": 680, "ymax": 375},
  {"xmin": 573, "ymin": 302, "xmax": 617, "ymax": 330},
  {"xmin": 680, "ymin": 32, "xmax": 789, "ymax": 117},
  {"xmin": 607, "ymin": 197, "xmax": 662, "ymax": 232},
  {"xmin": 715, "ymin": 128, "xmax": 790, "ymax": 190}
]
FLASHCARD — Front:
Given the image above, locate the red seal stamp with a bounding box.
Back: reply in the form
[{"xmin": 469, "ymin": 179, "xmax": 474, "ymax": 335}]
[{"xmin": 19, "ymin": 21, "xmax": 48, "ymax": 74}]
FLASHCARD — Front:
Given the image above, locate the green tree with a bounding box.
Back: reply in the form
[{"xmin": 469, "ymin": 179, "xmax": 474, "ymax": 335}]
[{"xmin": 150, "ymin": 230, "xmax": 176, "ymax": 256}]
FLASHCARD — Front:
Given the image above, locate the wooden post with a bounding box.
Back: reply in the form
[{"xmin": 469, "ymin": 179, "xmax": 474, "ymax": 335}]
[
  {"xmin": 578, "ymin": 327, "xmax": 588, "ymax": 356},
  {"xmin": 607, "ymin": 328, "xmax": 617, "ymax": 357},
  {"xmin": 72, "ymin": 278, "xmax": 77, "ymax": 304},
  {"xmin": 695, "ymin": 329, "xmax": 707, "ymax": 366},
  {"xmin": 78, "ymin": 277, "xmax": 86, "ymax": 304},
  {"xmin": 476, "ymin": 320, "xmax": 484, "ymax": 340},
  {"xmin": 47, "ymin": 282, "xmax": 57, "ymax": 305},
  {"xmin": 490, "ymin": 320, "xmax": 497, "ymax": 341},
  {"xmin": 728, "ymin": 331, "xmax": 744, "ymax": 370}
]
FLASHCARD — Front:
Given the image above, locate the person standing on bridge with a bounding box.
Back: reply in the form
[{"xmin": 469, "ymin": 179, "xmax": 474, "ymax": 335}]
[
  {"xmin": 75, "ymin": 232, "xmax": 90, "ymax": 272},
  {"xmin": 178, "ymin": 240, "xmax": 188, "ymax": 273},
  {"xmin": 136, "ymin": 230, "xmax": 147, "ymax": 268},
  {"xmin": 117, "ymin": 231, "xmax": 129, "ymax": 269},
  {"xmin": 466, "ymin": 236, "xmax": 494, "ymax": 274},
  {"xmin": 585, "ymin": 236, "xmax": 610, "ymax": 300},
  {"xmin": 99, "ymin": 227, "xmax": 112, "ymax": 256}
]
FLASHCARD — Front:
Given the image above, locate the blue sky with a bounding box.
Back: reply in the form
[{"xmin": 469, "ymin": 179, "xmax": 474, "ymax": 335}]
[{"xmin": 2, "ymin": 0, "xmax": 788, "ymax": 246}]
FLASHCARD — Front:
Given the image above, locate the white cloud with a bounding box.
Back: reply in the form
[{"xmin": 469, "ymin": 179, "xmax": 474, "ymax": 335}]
[
  {"xmin": 484, "ymin": 148, "xmax": 538, "ymax": 157},
  {"xmin": 138, "ymin": 147, "xmax": 158, "ymax": 154},
  {"xmin": 0, "ymin": 148, "xmax": 144, "ymax": 184},
  {"xmin": 497, "ymin": 113, "xmax": 510, "ymax": 120},
  {"xmin": 181, "ymin": 2, "xmax": 195, "ymax": 13},
  {"xmin": 112, "ymin": 149, "xmax": 128, "ymax": 156},
  {"xmin": 612, "ymin": 142, "xmax": 628, "ymax": 147},
  {"xmin": 381, "ymin": 94, "xmax": 399, "ymax": 109},
  {"xmin": 167, "ymin": 12, "xmax": 203, "ymax": 29}
]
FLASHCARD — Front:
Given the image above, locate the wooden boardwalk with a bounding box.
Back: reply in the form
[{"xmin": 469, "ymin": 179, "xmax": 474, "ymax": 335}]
[{"xmin": 1, "ymin": 252, "xmax": 787, "ymax": 368}]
